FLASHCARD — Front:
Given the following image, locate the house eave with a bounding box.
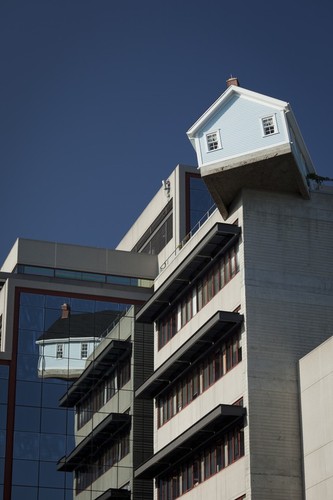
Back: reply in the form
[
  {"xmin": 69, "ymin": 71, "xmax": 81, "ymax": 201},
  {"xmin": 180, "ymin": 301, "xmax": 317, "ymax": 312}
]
[{"xmin": 186, "ymin": 85, "xmax": 289, "ymax": 139}]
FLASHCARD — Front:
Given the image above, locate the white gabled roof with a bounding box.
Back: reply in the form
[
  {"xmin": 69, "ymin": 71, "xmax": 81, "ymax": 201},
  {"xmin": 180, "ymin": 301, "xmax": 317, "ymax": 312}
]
[{"xmin": 186, "ymin": 85, "xmax": 290, "ymax": 146}]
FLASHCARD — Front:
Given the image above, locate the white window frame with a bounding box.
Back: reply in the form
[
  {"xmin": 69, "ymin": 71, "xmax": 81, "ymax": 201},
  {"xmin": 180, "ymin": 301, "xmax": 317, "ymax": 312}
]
[
  {"xmin": 81, "ymin": 342, "xmax": 88, "ymax": 359},
  {"xmin": 205, "ymin": 130, "xmax": 222, "ymax": 152},
  {"xmin": 261, "ymin": 114, "xmax": 278, "ymax": 137},
  {"xmin": 56, "ymin": 343, "xmax": 64, "ymax": 359}
]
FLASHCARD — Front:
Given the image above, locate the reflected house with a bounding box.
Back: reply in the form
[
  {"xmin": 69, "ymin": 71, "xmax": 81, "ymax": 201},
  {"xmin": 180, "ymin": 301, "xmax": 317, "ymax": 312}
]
[{"xmin": 36, "ymin": 304, "xmax": 123, "ymax": 380}]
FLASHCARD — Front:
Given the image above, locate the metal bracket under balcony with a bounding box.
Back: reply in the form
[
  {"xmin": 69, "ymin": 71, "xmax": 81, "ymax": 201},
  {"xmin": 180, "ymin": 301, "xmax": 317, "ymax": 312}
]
[
  {"xmin": 57, "ymin": 413, "xmax": 131, "ymax": 472},
  {"xmin": 135, "ymin": 404, "xmax": 246, "ymax": 480},
  {"xmin": 135, "ymin": 310, "xmax": 243, "ymax": 399},
  {"xmin": 59, "ymin": 339, "xmax": 132, "ymax": 408},
  {"xmin": 136, "ymin": 222, "xmax": 241, "ymax": 323}
]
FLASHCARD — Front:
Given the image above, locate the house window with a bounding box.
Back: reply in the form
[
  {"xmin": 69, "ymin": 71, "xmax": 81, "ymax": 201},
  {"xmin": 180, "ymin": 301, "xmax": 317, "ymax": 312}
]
[
  {"xmin": 261, "ymin": 115, "xmax": 278, "ymax": 136},
  {"xmin": 206, "ymin": 131, "xmax": 221, "ymax": 151},
  {"xmin": 56, "ymin": 344, "xmax": 64, "ymax": 359},
  {"xmin": 81, "ymin": 343, "xmax": 88, "ymax": 359}
]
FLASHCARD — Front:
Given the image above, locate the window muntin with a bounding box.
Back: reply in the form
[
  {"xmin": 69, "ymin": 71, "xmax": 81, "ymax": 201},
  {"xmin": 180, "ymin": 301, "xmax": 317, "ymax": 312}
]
[
  {"xmin": 206, "ymin": 131, "xmax": 222, "ymax": 151},
  {"xmin": 158, "ymin": 244, "xmax": 240, "ymax": 349},
  {"xmin": 261, "ymin": 115, "xmax": 278, "ymax": 136},
  {"xmin": 158, "ymin": 421, "xmax": 244, "ymax": 500},
  {"xmin": 56, "ymin": 344, "xmax": 64, "ymax": 359},
  {"xmin": 157, "ymin": 329, "xmax": 242, "ymax": 427},
  {"xmin": 81, "ymin": 343, "xmax": 88, "ymax": 359}
]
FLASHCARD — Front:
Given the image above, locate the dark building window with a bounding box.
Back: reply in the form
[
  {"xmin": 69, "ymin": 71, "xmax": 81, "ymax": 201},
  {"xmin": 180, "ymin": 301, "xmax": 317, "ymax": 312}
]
[
  {"xmin": 157, "ymin": 329, "xmax": 242, "ymax": 427},
  {"xmin": 141, "ymin": 213, "xmax": 173, "ymax": 255},
  {"xmin": 132, "ymin": 199, "xmax": 173, "ymax": 255},
  {"xmin": 158, "ymin": 243, "xmax": 240, "ymax": 349},
  {"xmin": 186, "ymin": 173, "xmax": 215, "ymax": 235},
  {"xmin": 158, "ymin": 422, "xmax": 244, "ymax": 499}
]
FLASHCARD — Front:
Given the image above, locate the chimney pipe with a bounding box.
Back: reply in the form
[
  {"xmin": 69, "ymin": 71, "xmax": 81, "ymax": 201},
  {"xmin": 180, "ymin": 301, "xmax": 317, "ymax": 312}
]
[
  {"xmin": 226, "ymin": 76, "xmax": 240, "ymax": 87},
  {"xmin": 61, "ymin": 303, "xmax": 70, "ymax": 319}
]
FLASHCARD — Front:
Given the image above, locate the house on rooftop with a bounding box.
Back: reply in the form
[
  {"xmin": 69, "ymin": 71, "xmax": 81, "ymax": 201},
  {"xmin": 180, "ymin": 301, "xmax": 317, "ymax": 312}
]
[{"xmin": 187, "ymin": 77, "xmax": 316, "ymax": 219}]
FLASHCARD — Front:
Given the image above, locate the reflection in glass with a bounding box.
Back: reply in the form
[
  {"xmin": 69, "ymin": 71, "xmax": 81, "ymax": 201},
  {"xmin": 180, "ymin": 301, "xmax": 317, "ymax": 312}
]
[
  {"xmin": 14, "ymin": 406, "xmax": 40, "ymax": 432},
  {"xmin": 11, "ymin": 485, "xmax": 38, "ymax": 499},
  {"xmin": 0, "ymin": 406, "xmax": 7, "ymax": 431},
  {"xmin": 188, "ymin": 175, "xmax": 215, "ymax": 233},
  {"xmin": 12, "ymin": 458, "xmax": 39, "ymax": 486},
  {"xmin": 13, "ymin": 432, "xmax": 40, "ymax": 460},
  {"xmin": 16, "ymin": 380, "xmax": 42, "ymax": 407},
  {"xmin": 2, "ymin": 291, "xmax": 135, "ymax": 499},
  {"xmin": 19, "ymin": 305, "xmax": 44, "ymax": 332},
  {"xmin": 16, "ymin": 353, "xmax": 40, "ymax": 381}
]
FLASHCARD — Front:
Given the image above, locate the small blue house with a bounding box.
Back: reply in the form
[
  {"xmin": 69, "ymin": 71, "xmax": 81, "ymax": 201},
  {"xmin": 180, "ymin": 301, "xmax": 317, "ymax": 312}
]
[{"xmin": 187, "ymin": 78, "xmax": 316, "ymax": 219}]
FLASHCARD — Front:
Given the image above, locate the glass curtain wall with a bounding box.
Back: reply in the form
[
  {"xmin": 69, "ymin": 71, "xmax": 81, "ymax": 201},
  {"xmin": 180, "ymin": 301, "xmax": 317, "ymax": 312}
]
[{"xmin": 3, "ymin": 291, "xmax": 132, "ymax": 500}]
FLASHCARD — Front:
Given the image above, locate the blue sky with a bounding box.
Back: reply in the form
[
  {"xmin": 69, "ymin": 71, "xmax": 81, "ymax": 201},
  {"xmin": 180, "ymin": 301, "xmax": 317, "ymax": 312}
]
[{"xmin": 1, "ymin": 0, "xmax": 332, "ymax": 266}]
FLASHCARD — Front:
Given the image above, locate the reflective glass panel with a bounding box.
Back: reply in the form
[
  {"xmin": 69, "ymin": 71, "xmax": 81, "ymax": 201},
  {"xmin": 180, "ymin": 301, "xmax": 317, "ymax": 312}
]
[
  {"xmin": 2, "ymin": 291, "xmax": 134, "ymax": 499},
  {"xmin": 188, "ymin": 175, "xmax": 215, "ymax": 233}
]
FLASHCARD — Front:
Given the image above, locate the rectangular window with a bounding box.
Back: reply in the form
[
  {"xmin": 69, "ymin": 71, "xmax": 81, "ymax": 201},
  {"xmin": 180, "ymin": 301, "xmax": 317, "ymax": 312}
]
[
  {"xmin": 261, "ymin": 115, "xmax": 278, "ymax": 136},
  {"xmin": 206, "ymin": 131, "xmax": 221, "ymax": 151},
  {"xmin": 56, "ymin": 344, "xmax": 64, "ymax": 359},
  {"xmin": 158, "ymin": 243, "xmax": 240, "ymax": 349},
  {"xmin": 197, "ymin": 281, "xmax": 203, "ymax": 311},
  {"xmin": 157, "ymin": 419, "xmax": 244, "ymax": 500},
  {"xmin": 119, "ymin": 358, "xmax": 131, "ymax": 387},
  {"xmin": 81, "ymin": 342, "xmax": 88, "ymax": 359}
]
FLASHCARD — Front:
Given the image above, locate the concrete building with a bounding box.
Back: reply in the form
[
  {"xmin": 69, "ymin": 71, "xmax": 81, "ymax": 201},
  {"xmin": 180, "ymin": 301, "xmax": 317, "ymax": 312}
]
[{"xmin": 128, "ymin": 80, "xmax": 333, "ymax": 500}]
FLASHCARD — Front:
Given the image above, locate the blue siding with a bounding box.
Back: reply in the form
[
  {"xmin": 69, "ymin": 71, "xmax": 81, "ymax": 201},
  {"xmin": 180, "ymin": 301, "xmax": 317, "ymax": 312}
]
[{"xmin": 198, "ymin": 95, "xmax": 288, "ymax": 166}]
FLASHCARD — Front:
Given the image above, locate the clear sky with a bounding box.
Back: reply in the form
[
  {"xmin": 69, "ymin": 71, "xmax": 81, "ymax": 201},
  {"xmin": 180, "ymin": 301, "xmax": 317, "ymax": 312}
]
[{"xmin": 1, "ymin": 0, "xmax": 332, "ymax": 266}]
